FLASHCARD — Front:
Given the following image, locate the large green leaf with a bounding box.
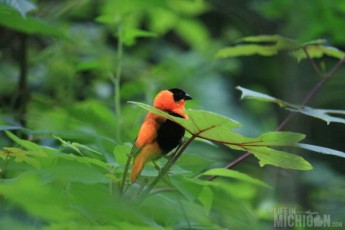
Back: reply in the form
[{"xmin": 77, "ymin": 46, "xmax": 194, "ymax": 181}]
[
  {"xmin": 215, "ymin": 35, "xmax": 299, "ymax": 58},
  {"xmin": 237, "ymin": 86, "xmax": 345, "ymax": 125},
  {"xmin": 0, "ymin": 173, "xmax": 78, "ymax": 222},
  {"xmin": 252, "ymin": 131, "xmax": 305, "ymax": 146},
  {"xmin": 39, "ymin": 158, "xmax": 109, "ymax": 184},
  {"xmin": 53, "ymin": 135, "xmax": 104, "ymax": 156},
  {"xmin": 129, "ymin": 101, "xmax": 311, "ymax": 170},
  {"xmin": 0, "ymin": 147, "xmax": 47, "ymax": 168},
  {"xmin": 236, "ymin": 86, "xmax": 293, "ymax": 108},
  {"xmin": 291, "ymin": 43, "xmax": 345, "ymax": 62},
  {"xmin": 113, "ymin": 144, "xmax": 131, "ymax": 165},
  {"xmin": 5, "ymin": 131, "xmax": 109, "ymax": 170},
  {"xmin": 216, "ymin": 44, "xmax": 278, "ymax": 58},
  {"xmin": 0, "ymin": 0, "xmax": 36, "ymax": 17},
  {"xmin": 0, "ymin": 125, "xmax": 22, "ymax": 131},
  {"xmin": 0, "ymin": 5, "xmax": 65, "ymax": 38},
  {"xmin": 216, "ymin": 35, "xmax": 345, "ymax": 61},
  {"xmin": 5, "ymin": 130, "xmax": 46, "ymax": 151},
  {"xmin": 296, "ymin": 143, "xmax": 345, "ymax": 159},
  {"xmin": 121, "ymin": 28, "xmax": 157, "ymax": 46},
  {"xmin": 288, "ymin": 107, "xmax": 345, "ymax": 125},
  {"xmin": 244, "ymin": 146, "xmax": 313, "ymax": 170}
]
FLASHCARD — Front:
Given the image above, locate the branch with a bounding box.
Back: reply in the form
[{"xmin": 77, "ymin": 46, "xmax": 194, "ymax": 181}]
[
  {"xmin": 111, "ymin": 23, "xmax": 123, "ymax": 143},
  {"xmin": 15, "ymin": 33, "xmax": 29, "ymax": 127},
  {"xmin": 120, "ymin": 153, "xmax": 133, "ymax": 194},
  {"xmin": 209, "ymin": 54, "xmax": 345, "ymax": 181}
]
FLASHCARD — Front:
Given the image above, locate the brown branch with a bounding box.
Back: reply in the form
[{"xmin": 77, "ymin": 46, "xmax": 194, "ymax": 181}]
[{"xmin": 209, "ymin": 54, "xmax": 345, "ymax": 181}]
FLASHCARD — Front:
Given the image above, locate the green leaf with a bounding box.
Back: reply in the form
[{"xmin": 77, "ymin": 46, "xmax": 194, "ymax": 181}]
[
  {"xmin": 53, "ymin": 135, "xmax": 82, "ymax": 155},
  {"xmin": 216, "ymin": 35, "xmax": 299, "ymax": 59},
  {"xmin": 75, "ymin": 60, "xmax": 104, "ymax": 72},
  {"xmin": 237, "ymin": 35, "xmax": 298, "ymax": 46},
  {"xmin": 121, "ymin": 28, "xmax": 157, "ymax": 46},
  {"xmin": 113, "ymin": 144, "xmax": 131, "ymax": 164},
  {"xmin": 39, "ymin": 158, "xmax": 109, "ymax": 184},
  {"xmin": 0, "ymin": 173, "xmax": 77, "ymax": 221},
  {"xmin": 175, "ymin": 18, "xmax": 209, "ymax": 50},
  {"xmin": 256, "ymin": 132, "xmax": 305, "ymax": 146},
  {"xmin": 168, "ymin": 0, "xmax": 209, "ymax": 16},
  {"xmin": 296, "ymin": 143, "xmax": 345, "ymax": 159},
  {"xmin": 0, "ymin": 5, "xmax": 65, "ymax": 38},
  {"xmin": 53, "ymin": 135, "xmax": 103, "ymax": 156},
  {"xmin": 201, "ymin": 168, "xmax": 271, "ymax": 188},
  {"xmin": 177, "ymin": 154, "xmax": 213, "ymax": 173},
  {"xmin": 291, "ymin": 43, "xmax": 345, "ymax": 62},
  {"xmin": 236, "ymin": 86, "xmax": 294, "ymax": 108},
  {"xmin": 5, "ymin": 131, "xmax": 43, "ymax": 151},
  {"xmin": 170, "ymin": 175, "xmax": 208, "ymax": 202},
  {"xmin": 0, "ymin": 125, "xmax": 22, "ymax": 131},
  {"xmin": 216, "ymin": 35, "xmax": 345, "ymax": 61},
  {"xmin": 197, "ymin": 186, "xmax": 213, "ymax": 215},
  {"xmin": 5, "ymin": 131, "xmax": 109, "ymax": 169},
  {"xmin": 237, "ymin": 86, "xmax": 345, "ymax": 125},
  {"xmin": 54, "ymin": 152, "xmax": 109, "ymax": 170},
  {"xmin": 244, "ymin": 146, "xmax": 313, "ymax": 170},
  {"xmin": 0, "ymin": 147, "xmax": 47, "ymax": 168},
  {"xmin": 216, "ymin": 44, "xmax": 278, "ymax": 58},
  {"xmin": 0, "ymin": 0, "xmax": 36, "ymax": 17},
  {"xmin": 95, "ymin": 14, "xmax": 118, "ymax": 25},
  {"xmin": 288, "ymin": 107, "xmax": 345, "ymax": 125}
]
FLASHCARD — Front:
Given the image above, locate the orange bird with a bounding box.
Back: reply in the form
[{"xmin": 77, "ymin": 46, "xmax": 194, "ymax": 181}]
[{"xmin": 130, "ymin": 88, "xmax": 192, "ymax": 183}]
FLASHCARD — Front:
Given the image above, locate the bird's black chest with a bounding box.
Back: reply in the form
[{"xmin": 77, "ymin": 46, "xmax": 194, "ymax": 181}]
[{"xmin": 157, "ymin": 113, "xmax": 185, "ymax": 154}]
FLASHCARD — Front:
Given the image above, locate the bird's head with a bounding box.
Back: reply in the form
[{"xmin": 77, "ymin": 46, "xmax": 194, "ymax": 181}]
[{"xmin": 153, "ymin": 88, "xmax": 192, "ymax": 118}]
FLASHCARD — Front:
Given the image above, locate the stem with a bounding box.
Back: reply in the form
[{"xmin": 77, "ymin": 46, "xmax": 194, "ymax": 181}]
[
  {"xmin": 0, "ymin": 151, "xmax": 10, "ymax": 178},
  {"xmin": 303, "ymin": 47, "xmax": 323, "ymax": 78},
  {"xmin": 120, "ymin": 153, "xmax": 132, "ymax": 194},
  {"xmin": 16, "ymin": 33, "xmax": 28, "ymax": 127},
  {"xmin": 114, "ymin": 23, "xmax": 125, "ymax": 193},
  {"xmin": 138, "ymin": 136, "xmax": 196, "ymax": 200},
  {"xmin": 209, "ymin": 55, "xmax": 345, "ymax": 181},
  {"xmin": 112, "ymin": 23, "xmax": 123, "ymax": 143}
]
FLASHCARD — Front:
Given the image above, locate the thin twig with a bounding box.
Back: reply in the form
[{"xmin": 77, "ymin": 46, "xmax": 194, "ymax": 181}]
[
  {"xmin": 303, "ymin": 47, "xmax": 323, "ymax": 78},
  {"xmin": 0, "ymin": 150, "xmax": 10, "ymax": 178},
  {"xmin": 120, "ymin": 154, "xmax": 132, "ymax": 194},
  {"xmin": 113, "ymin": 23, "xmax": 123, "ymax": 143},
  {"xmin": 16, "ymin": 33, "xmax": 28, "ymax": 128}
]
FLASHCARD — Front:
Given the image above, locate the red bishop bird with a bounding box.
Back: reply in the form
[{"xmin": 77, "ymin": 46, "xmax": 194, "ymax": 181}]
[{"xmin": 130, "ymin": 88, "xmax": 192, "ymax": 183}]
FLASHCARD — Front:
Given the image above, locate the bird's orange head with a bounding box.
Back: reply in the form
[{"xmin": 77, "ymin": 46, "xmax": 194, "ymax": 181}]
[{"xmin": 153, "ymin": 88, "xmax": 192, "ymax": 118}]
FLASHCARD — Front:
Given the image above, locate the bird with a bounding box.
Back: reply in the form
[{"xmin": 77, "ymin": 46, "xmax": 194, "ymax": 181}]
[{"xmin": 130, "ymin": 88, "xmax": 192, "ymax": 183}]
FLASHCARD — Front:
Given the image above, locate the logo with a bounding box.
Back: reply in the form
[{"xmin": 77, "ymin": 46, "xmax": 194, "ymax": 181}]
[{"xmin": 273, "ymin": 207, "xmax": 343, "ymax": 228}]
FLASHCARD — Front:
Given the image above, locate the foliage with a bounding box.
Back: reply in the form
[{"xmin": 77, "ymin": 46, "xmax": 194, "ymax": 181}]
[{"xmin": 1, "ymin": 0, "xmax": 345, "ymax": 229}]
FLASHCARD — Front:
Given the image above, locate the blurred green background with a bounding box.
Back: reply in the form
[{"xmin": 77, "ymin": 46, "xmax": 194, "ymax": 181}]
[{"xmin": 1, "ymin": 0, "xmax": 345, "ymax": 229}]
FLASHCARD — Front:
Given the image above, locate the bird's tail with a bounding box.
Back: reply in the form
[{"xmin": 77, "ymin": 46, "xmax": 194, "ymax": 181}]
[
  {"xmin": 130, "ymin": 144, "xmax": 160, "ymax": 183},
  {"xmin": 130, "ymin": 156, "xmax": 144, "ymax": 183}
]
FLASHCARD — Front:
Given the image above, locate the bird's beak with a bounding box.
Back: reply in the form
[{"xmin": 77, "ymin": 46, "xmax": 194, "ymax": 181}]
[{"xmin": 184, "ymin": 94, "xmax": 192, "ymax": 100}]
